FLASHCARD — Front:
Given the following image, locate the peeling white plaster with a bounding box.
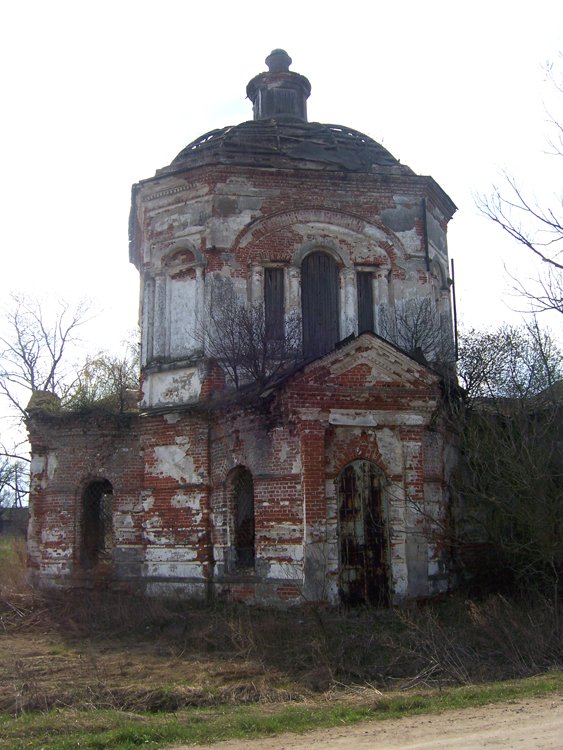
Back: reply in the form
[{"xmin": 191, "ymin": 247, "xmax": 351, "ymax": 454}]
[
  {"xmin": 150, "ymin": 443, "xmax": 202, "ymax": 484},
  {"xmin": 208, "ymin": 211, "xmax": 255, "ymax": 246},
  {"xmin": 170, "ymin": 491, "xmax": 204, "ymax": 509},
  {"xmin": 377, "ymin": 428, "xmax": 403, "ymax": 470},
  {"xmin": 144, "ymin": 546, "xmax": 198, "ymax": 563},
  {"xmin": 396, "ymin": 227, "xmax": 420, "ymax": 255},
  {"xmin": 144, "ymin": 561, "xmax": 205, "ymax": 579},
  {"xmin": 143, "ymin": 367, "xmax": 203, "ymax": 408},
  {"xmin": 113, "ymin": 512, "xmax": 134, "ymax": 529},
  {"xmin": 46, "ymin": 452, "xmax": 58, "ymax": 480},
  {"xmin": 41, "ymin": 528, "xmax": 66, "ymax": 544},
  {"xmin": 329, "ymin": 410, "xmax": 426, "ymax": 427},
  {"xmin": 142, "ymin": 495, "xmax": 155, "ymax": 512},
  {"xmin": 30, "ymin": 455, "xmax": 46, "ymax": 475},
  {"xmin": 260, "ymin": 543, "xmax": 304, "ymax": 563},
  {"xmin": 266, "ymin": 560, "xmax": 303, "ymax": 579}
]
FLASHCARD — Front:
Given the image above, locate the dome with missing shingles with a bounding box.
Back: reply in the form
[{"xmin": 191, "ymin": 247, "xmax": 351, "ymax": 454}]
[
  {"xmin": 156, "ymin": 50, "xmax": 412, "ymax": 177},
  {"xmin": 156, "ymin": 119, "xmax": 409, "ymax": 175}
]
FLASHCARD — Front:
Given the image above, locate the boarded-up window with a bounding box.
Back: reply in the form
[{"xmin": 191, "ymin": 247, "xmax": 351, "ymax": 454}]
[
  {"xmin": 357, "ymin": 272, "xmax": 374, "ymax": 333},
  {"xmin": 233, "ymin": 468, "xmax": 255, "ymax": 569},
  {"xmin": 263, "ymin": 88, "xmax": 299, "ymax": 117},
  {"xmin": 264, "ymin": 268, "xmax": 284, "ymax": 340},
  {"xmin": 301, "ymin": 251, "xmax": 340, "ymax": 358},
  {"xmin": 81, "ymin": 479, "xmax": 113, "ymax": 569}
]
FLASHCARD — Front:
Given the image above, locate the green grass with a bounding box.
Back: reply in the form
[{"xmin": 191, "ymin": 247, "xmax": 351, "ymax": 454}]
[{"xmin": 1, "ymin": 671, "xmax": 561, "ymax": 750}]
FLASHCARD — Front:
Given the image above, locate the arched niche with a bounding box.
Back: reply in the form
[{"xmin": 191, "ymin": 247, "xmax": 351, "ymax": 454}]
[
  {"xmin": 228, "ymin": 466, "xmax": 255, "ymax": 570},
  {"xmin": 142, "ymin": 240, "xmax": 206, "ymax": 364},
  {"xmin": 80, "ymin": 478, "xmax": 114, "ymax": 570}
]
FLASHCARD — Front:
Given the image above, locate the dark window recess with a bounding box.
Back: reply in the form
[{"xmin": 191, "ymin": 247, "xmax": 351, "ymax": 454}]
[
  {"xmin": 81, "ymin": 479, "xmax": 113, "ymax": 569},
  {"xmin": 302, "ymin": 251, "xmax": 340, "ymax": 358},
  {"xmin": 233, "ymin": 468, "xmax": 255, "ymax": 569},
  {"xmin": 264, "ymin": 268, "xmax": 285, "ymax": 339},
  {"xmin": 357, "ymin": 272, "xmax": 374, "ymax": 333},
  {"xmin": 263, "ymin": 87, "xmax": 299, "ymax": 116}
]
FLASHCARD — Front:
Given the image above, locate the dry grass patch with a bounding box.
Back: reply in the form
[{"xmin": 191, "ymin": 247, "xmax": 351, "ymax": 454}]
[{"xmin": 0, "ymin": 538, "xmax": 561, "ymax": 720}]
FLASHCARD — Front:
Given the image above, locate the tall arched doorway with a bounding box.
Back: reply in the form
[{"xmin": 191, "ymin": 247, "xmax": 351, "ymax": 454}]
[
  {"xmin": 301, "ymin": 251, "xmax": 340, "ymax": 358},
  {"xmin": 80, "ymin": 479, "xmax": 113, "ymax": 569},
  {"xmin": 338, "ymin": 460, "xmax": 388, "ymax": 606}
]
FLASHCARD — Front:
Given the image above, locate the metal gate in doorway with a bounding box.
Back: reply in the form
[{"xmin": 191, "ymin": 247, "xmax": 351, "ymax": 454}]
[{"xmin": 338, "ymin": 460, "xmax": 388, "ymax": 606}]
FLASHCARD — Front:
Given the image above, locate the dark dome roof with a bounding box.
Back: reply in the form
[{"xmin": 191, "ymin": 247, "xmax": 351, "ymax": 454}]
[{"xmin": 156, "ymin": 118, "xmax": 412, "ymax": 176}]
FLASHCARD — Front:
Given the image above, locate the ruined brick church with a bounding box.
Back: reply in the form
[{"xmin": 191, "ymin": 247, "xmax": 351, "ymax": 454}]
[{"xmin": 27, "ymin": 50, "xmax": 457, "ymax": 606}]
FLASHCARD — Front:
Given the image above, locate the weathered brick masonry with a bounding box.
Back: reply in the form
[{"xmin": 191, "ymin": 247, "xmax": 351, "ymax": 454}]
[{"xmin": 27, "ymin": 50, "xmax": 457, "ymax": 605}]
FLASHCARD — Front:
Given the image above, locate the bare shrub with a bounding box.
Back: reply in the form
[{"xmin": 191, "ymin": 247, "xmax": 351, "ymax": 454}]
[
  {"xmin": 379, "ymin": 297, "xmax": 454, "ymax": 366},
  {"xmin": 195, "ymin": 276, "xmax": 302, "ymax": 390}
]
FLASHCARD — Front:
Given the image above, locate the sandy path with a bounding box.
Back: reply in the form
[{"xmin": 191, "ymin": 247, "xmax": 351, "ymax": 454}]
[{"xmin": 170, "ymin": 694, "xmax": 563, "ymax": 749}]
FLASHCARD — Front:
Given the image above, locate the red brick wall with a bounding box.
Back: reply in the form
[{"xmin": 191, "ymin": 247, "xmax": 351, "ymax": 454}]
[{"xmin": 27, "ymin": 411, "xmax": 142, "ymax": 584}]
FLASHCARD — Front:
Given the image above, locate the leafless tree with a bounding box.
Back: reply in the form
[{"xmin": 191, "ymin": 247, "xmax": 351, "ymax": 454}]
[
  {"xmin": 0, "ymin": 294, "xmax": 90, "ymax": 420},
  {"xmin": 479, "ymin": 179, "xmax": 562, "ymax": 316},
  {"xmin": 0, "ymin": 294, "xmax": 90, "ymax": 494},
  {"xmin": 453, "ymin": 321, "xmax": 562, "ymax": 618},
  {"xmin": 477, "ymin": 64, "xmax": 562, "ymax": 316},
  {"xmin": 195, "ymin": 276, "xmax": 302, "ymax": 390},
  {"xmin": 457, "ymin": 319, "xmax": 561, "ymax": 403},
  {"xmin": 379, "ymin": 297, "xmax": 455, "ymax": 366},
  {"xmin": 0, "ymin": 456, "xmax": 28, "ymax": 509}
]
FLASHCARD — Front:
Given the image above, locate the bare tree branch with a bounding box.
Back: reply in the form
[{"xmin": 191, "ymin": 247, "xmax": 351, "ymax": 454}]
[
  {"xmin": 477, "ymin": 64, "xmax": 563, "ymax": 316},
  {"xmin": 379, "ymin": 297, "xmax": 455, "ymax": 366},
  {"xmin": 0, "ymin": 294, "xmax": 90, "ymax": 414},
  {"xmin": 195, "ymin": 276, "xmax": 302, "ymax": 391},
  {"xmin": 452, "ymin": 323, "xmax": 562, "ymax": 609}
]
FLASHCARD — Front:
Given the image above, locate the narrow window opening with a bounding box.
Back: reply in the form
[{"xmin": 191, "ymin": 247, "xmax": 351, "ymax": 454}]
[
  {"xmin": 264, "ymin": 267, "xmax": 285, "ymax": 340},
  {"xmin": 357, "ymin": 272, "xmax": 374, "ymax": 333}
]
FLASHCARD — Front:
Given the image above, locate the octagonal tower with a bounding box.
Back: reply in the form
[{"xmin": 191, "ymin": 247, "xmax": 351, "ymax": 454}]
[{"xmin": 129, "ymin": 50, "xmax": 456, "ymax": 410}]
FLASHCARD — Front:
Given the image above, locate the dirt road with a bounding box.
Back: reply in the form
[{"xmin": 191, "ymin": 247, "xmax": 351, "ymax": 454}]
[{"xmin": 171, "ymin": 694, "xmax": 563, "ymax": 750}]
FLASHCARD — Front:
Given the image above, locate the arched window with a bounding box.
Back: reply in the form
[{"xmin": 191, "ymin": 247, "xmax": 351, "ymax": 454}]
[
  {"xmin": 301, "ymin": 251, "xmax": 340, "ymax": 358},
  {"xmin": 338, "ymin": 461, "xmax": 388, "ymax": 606},
  {"xmin": 232, "ymin": 467, "xmax": 255, "ymax": 569},
  {"xmin": 81, "ymin": 479, "xmax": 113, "ymax": 569}
]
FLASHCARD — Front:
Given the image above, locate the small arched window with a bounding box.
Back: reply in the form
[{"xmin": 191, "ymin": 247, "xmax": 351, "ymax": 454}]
[
  {"xmin": 301, "ymin": 251, "xmax": 340, "ymax": 358},
  {"xmin": 81, "ymin": 479, "xmax": 113, "ymax": 569},
  {"xmin": 231, "ymin": 467, "xmax": 255, "ymax": 569}
]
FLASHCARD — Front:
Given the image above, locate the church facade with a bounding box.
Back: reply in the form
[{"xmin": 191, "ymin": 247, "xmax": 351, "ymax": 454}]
[{"xmin": 27, "ymin": 51, "xmax": 457, "ymax": 605}]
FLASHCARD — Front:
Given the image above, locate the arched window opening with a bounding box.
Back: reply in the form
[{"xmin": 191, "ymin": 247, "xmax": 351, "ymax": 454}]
[
  {"xmin": 338, "ymin": 461, "xmax": 388, "ymax": 606},
  {"xmin": 301, "ymin": 251, "xmax": 340, "ymax": 358},
  {"xmin": 232, "ymin": 468, "xmax": 255, "ymax": 569},
  {"xmin": 81, "ymin": 479, "xmax": 113, "ymax": 569}
]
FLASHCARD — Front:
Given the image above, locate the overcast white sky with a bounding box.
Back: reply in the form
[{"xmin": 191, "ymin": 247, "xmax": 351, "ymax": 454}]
[{"xmin": 1, "ymin": 0, "xmax": 562, "ymax": 358}]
